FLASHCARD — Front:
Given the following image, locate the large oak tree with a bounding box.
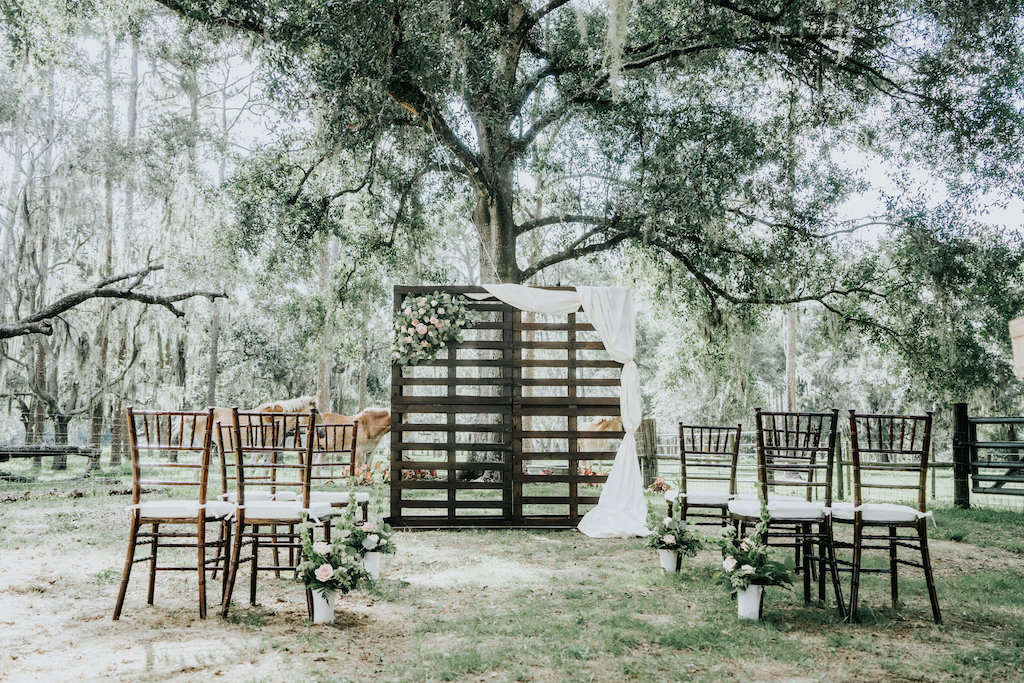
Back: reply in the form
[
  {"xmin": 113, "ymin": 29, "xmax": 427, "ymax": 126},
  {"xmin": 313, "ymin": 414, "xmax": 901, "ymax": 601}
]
[{"xmin": 152, "ymin": 0, "xmax": 1024, "ymax": 303}]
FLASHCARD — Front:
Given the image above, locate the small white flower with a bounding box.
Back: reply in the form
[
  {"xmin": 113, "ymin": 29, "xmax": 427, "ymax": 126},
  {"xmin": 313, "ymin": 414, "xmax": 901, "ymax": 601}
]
[
  {"xmin": 312, "ymin": 541, "xmax": 331, "ymax": 555},
  {"xmin": 722, "ymin": 556, "xmax": 737, "ymax": 572},
  {"xmin": 362, "ymin": 534, "xmax": 380, "ymax": 550},
  {"xmin": 662, "ymin": 517, "xmax": 672, "ymax": 526},
  {"xmin": 740, "ymin": 564, "xmax": 755, "ymax": 575}
]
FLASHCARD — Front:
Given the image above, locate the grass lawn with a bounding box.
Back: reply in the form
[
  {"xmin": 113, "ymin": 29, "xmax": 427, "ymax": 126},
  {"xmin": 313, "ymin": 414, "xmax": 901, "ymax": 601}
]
[{"xmin": 1, "ymin": 478, "xmax": 1023, "ymax": 681}]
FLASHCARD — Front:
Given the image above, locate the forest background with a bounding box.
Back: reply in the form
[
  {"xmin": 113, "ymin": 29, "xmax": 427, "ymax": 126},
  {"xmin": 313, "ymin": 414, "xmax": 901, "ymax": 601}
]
[{"xmin": 3, "ymin": 0, "xmax": 1024, "ymax": 469}]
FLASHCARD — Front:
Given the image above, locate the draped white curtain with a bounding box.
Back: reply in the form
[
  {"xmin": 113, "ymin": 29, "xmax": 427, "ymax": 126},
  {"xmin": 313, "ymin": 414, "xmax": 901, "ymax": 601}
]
[{"xmin": 478, "ymin": 284, "xmax": 649, "ymax": 538}]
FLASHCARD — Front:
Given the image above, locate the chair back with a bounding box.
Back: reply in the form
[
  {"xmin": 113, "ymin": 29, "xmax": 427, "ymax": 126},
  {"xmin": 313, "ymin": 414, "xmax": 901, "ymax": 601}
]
[
  {"xmin": 218, "ymin": 408, "xmax": 317, "ymax": 508},
  {"xmin": 754, "ymin": 408, "xmax": 838, "ymax": 503},
  {"xmin": 126, "ymin": 407, "xmax": 215, "ymax": 506},
  {"xmin": 310, "ymin": 420, "xmax": 360, "ymax": 485},
  {"xmin": 678, "ymin": 424, "xmax": 742, "ymax": 495},
  {"xmin": 848, "ymin": 411, "xmax": 933, "ymax": 512}
]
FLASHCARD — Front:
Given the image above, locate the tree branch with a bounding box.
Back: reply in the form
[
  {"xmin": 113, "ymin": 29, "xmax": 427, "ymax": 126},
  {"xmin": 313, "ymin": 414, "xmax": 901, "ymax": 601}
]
[
  {"xmin": 519, "ymin": 226, "xmax": 633, "ymax": 281},
  {"xmin": 0, "ymin": 265, "xmax": 228, "ymax": 340},
  {"xmin": 151, "ymin": 0, "xmax": 268, "ymax": 35},
  {"xmin": 516, "ymin": 214, "xmax": 609, "ymax": 235}
]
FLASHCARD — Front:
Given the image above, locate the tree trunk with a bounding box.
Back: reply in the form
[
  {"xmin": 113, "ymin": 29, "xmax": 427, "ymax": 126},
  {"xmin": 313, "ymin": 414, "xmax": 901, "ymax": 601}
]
[
  {"xmin": 51, "ymin": 413, "xmax": 72, "ymax": 470},
  {"xmin": 206, "ymin": 298, "xmax": 220, "ymax": 407},
  {"xmin": 28, "ymin": 339, "xmax": 47, "ymax": 461},
  {"xmin": 784, "ymin": 306, "xmax": 797, "ymax": 412},
  {"xmin": 315, "ymin": 241, "xmax": 334, "ymax": 412},
  {"xmin": 357, "ymin": 338, "xmax": 369, "ymax": 412},
  {"xmin": 473, "ymin": 169, "xmax": 521, "ymax": 284},
  {"xmin": 89, "ymin": 28, "xmax": 116, "ymax": 466},
  {"xmin": 107, "ymin": 332, "xmax": 130, "ymax": 468}
]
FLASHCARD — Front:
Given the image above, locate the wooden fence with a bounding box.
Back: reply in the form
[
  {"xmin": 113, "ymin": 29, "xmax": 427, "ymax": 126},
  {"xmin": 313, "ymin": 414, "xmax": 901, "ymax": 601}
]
[{"xmin": 952, "ymin": 402, "xmax": 1024, "ymax": 507}]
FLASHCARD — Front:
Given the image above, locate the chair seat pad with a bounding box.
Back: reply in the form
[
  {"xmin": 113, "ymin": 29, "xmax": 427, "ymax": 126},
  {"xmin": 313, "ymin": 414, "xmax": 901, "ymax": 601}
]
[
  {"xmin": 830, "ymin": 502, "xmax": 927, "ymax": 523},
  {"xmin": 241, "ymin": 501, "xmax": 334, "ymax": 521},
  {"xmin": 728, "ymin": 498, "xmax": 826, "ymax": 521},
  {"xmin": 309, "ymin": 491, "xmax": 370, "ymax": 504},
  {"xmin": 731, "ymin": 493, "xmax": 805, "ymax": 503},
  {"xmin": 665, "ymin": 489, "xmax": 731, "ymax": 506},
  {"xmin": 135, "ymin": 500, "xmax": 235, "ymax": 519},
  {"xmin": 222, "ymin": 491, "xmax": 274, "ymax": 503}
]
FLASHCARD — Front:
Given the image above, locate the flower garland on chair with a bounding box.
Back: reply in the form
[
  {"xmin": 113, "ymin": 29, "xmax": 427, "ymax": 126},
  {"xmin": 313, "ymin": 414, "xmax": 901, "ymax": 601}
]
[{"xmin": 392, "ymin": 291, "xmax": 472, "ymax": 366}]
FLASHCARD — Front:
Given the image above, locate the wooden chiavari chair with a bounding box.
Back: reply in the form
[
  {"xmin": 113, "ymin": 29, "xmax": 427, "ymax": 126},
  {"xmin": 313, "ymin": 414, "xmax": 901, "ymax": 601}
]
[
  {"xmin": 113, "ymin": 408, "xmax": 234, "ymax": 620},
  {"xmin": 666, "ymin": 424, "xmax": 741, "ymax": 527},
  {"xmin": 834, "ymin": 411, "xmax": 940, "ymax": 623},
  {"xmin": 310, "ymin": 420, "xmax": 370, "ymax": 522},
  {"xmin": 219, "ymin": 408, "xmax": 336, "ymax": 616},
  {"xmin": 727, "ymin": 408, "xmax": 846, "ymax": 616}
]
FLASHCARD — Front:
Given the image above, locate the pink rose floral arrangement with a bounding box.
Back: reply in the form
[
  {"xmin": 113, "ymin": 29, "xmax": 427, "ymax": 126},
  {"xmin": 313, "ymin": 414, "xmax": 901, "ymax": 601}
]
[
  {"xmin": 646, "ymin": 515, "xmax": 704, "ymax": 556},
  {"xmin": 392, "ymin": 291, "xmax": 473, "ymax": 366},
  {"xmin": 715, "ymin": 505, "xmax": 794, "ymax": 593},
  {"xmin": 296, "ymin": 515, "xmax": 367, "ymax": 598}
]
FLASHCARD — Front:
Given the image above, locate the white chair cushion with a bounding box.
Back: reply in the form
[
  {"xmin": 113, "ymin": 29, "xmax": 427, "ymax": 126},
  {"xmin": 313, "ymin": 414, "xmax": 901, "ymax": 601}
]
[
  {"xmin": 728, "ymin": 498, "xmax": 826, "ymax": 521},
  {"xmin": 665, "ymin": 490, "xmax": 731, "ymax": 506},
  {"xmin": 135, "ymin": 500, "xmax": 235, "ymax": 519},
  {"xmin": 732, "ymin": 493, "xmax": 805, "ymax": 503},
  {"xmin": 309, "ymin": 491, "xmax": 370, "ymax": 504},
  {"xmin": 830, "ymin": 502, "xmax": 927, "ymax": 523},
  {"xmin": 222, "ymin": 491, "xmax": 274, "ymax": 503},
  {"xmin": 240, "ymin": 501, "xmax": 334, "ymax": 521}
]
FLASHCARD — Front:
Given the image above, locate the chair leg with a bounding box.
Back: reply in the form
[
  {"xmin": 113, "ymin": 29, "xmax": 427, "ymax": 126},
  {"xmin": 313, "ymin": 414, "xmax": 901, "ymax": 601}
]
[
  {"xmin": 801, "ymin": 522, "xmax": 813, "ymax": 604},
  {"xmin": 221, "ymin": 520, "xmax": 245, "ymax": 618},
  {"xmin": 361, "ymin": 502, "xmax": 368, "ymax": 523},
  {"xmin": 211, "ymin": 523, "xmax": 225, "ymax": 580},
  {"xmin": 849, "ymin": 522, "xmax": 863, "ymax": 623},
  {"xmin": 817, "ymin": 527, "xmax": 827, "ymax": 604},
  {"xmin": 220, "ymin": 521, "xmax": 232, "ymax": 606},
  {"xmin": 305, "ymin": 587, "xmax": 313, "ymax": 621},
  {"xmin": 288, "ymin": 523, "xmax": 296, "ymax": 568},
  {"xmin": 824, "ymin": 518, "xmax": 846, "ymax": 619},
  {"xmin": 250, "ymin": 524, "xmax": 259, "ymax": 606},
  {"xmin": 197, "ymin": 517, "xmax": 208, "ymax": 619},
  {"xmin": 271, "ymin": 524, "xmax": 282, "ymax": 578},
  {"xmin": 888, "ymin": 525, "xmax": 899, "ymax": 609},
  {"xmin": 113, "ymin": 516, "xmax": 141, "ymax": 620},
  {"xmin": 667, "ymin": 500, "xmax": 674, "ymax": 517},
  {"xmin": 147, "ymin": 522, "xmax": 159, "ymax": 605},
  {"xmin": 918, "ymin": 521, "xmax": 942, "ymax": 624}
]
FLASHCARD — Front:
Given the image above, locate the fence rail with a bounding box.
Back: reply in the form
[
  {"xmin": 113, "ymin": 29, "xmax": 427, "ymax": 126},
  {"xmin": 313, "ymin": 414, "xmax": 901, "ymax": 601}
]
[{"xmin": 952, "ymin": 402, "xmax": 1024, "ymax": 506}]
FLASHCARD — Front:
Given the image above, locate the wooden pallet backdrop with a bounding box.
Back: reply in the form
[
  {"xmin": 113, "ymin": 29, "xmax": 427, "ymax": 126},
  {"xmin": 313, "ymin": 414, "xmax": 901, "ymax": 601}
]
[{"xmin": 388, "ymin": 286, "xmax": 622, "ymax": 529}]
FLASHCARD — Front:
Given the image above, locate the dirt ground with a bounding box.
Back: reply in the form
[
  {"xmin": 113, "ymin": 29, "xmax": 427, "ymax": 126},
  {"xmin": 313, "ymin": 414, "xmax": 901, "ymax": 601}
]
[{"xmin": 2, "ymin": 495, "xmax": 1023, "ymax": 682}]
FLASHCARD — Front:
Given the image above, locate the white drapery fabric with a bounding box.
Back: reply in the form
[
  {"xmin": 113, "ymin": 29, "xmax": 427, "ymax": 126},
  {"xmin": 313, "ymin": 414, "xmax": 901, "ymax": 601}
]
[{"xmin": 477, "ymin": 284, "xmax": 649, "ymax": 538}]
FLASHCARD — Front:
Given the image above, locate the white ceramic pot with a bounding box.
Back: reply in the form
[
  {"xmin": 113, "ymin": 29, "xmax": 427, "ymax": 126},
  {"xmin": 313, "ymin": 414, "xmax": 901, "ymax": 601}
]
[
  {"xmin": 658, "ymin": 549, "xmax": 680, "ymax": 573},
  {"xmin": 737, "ymin": 584, "xmax": 764, "ymax": 620},
  {"xmin": 362, "ymin": 551, "xmax": 381, "ymax": 580},
  {"xmin": 311, "ymin": 590, "xmax": 336, "ymax": 624}
]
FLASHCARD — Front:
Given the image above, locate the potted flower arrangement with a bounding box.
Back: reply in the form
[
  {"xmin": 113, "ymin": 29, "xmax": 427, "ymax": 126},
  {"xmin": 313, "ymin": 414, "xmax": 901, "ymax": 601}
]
[
  {"xmin": 646, "ymin": 516, "xmax": 704, "ymax": 572},
  {"xmin": 392, "ymin": 291, "xmax": 472, "ymax": 366},
  {"xmin": 715, "ymin": 507, "xmax": 795, "ymax": 620},
  {"xmin": 296, "ymin": 520, "xmax": 367, "ymax": 624},
  {"xmin": 342, "ymin": 518, "xmax": 396, "ymax": 581}
]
